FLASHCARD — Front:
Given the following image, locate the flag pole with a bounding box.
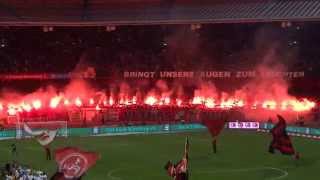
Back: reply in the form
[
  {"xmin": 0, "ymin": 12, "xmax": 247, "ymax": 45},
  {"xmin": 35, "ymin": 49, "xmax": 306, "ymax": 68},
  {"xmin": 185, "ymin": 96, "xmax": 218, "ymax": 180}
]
[{"xmin": 185, "ymin": 136, "xmax": 190, "ymax": 178}]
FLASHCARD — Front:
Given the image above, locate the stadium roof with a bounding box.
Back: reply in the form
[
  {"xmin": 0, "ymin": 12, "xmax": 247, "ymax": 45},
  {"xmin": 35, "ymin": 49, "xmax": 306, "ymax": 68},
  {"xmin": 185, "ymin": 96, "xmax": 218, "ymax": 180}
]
[{"xmin": 0, "ymin": 0, "xmax": 320, "ymax": 26}]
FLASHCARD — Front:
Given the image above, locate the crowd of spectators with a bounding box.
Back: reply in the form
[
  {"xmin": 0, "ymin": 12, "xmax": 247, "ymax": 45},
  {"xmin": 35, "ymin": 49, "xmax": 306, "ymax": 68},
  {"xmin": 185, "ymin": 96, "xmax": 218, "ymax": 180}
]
[
  {"xmin": 0, "ymin": 23, "xmax": 319, "ymax": 74},
  {"xmin": 1, "ymin": 162, "xmax": 47, "ymax": 180},
  {"xmin": 0, "ymin": 23, "xmax": 320, "ymax": 102}
]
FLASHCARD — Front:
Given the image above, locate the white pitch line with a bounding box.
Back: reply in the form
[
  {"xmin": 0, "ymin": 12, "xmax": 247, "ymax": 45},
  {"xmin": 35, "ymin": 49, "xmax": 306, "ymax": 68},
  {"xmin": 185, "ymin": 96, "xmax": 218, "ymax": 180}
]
[
  {"xmin": 265, "ymin": 167, "xmax": 288, "ymax": 180},
  {"xmin": 107, "ymin": 168, "xmax": 123, "ymax": 180},
  {"xmin": 195, "ymin": 166, "xmax": 288, "ymax": 180}
]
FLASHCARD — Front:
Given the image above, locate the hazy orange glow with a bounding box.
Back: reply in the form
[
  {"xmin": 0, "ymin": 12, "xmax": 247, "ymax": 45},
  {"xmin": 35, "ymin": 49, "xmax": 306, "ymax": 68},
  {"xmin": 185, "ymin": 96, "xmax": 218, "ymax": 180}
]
[
  {"xmin": 145, "ymin": 96, "xmax": 157, "ymax": 106},
  {"xmin": 262, "ymin": 100, "xmax": 277, "ymax": 110},
  {"xmin": 75, "ymin": 97, "xmax": 82, "ymax": 107},
  {"xmin": 32, "ymin": 100, "xmax": 42, "ymax": 110},
  {"xmin": 0, "ymin": 94, "xmax": 316, "ymax": 115},
  {"xmin": 89, "ymin": 98, "xmax": 95, "ymax": 105},
  {"xmin": 64, "ymin": 99, "xmax": 70, "ymax": 106},
  {"xmin": 50, "ymin": 96, "xmax": 61, "ymax": 109}
]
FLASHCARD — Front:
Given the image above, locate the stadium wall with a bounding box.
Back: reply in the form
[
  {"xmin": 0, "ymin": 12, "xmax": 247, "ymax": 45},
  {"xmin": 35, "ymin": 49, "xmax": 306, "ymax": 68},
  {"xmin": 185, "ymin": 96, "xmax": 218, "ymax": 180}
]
[{"xmin": 1, "ymin": 123, "xmax": 320, "ymax": 140}]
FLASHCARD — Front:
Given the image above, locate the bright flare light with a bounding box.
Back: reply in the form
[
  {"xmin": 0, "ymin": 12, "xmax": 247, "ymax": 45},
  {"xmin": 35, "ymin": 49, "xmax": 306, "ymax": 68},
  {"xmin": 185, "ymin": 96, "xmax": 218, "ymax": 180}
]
[
  {"xmin": 32, "ymin": 100, "xmax": 42, "ymax": 110},
  {"xmin": 109, "ymin": 98, "xmax": 114, "ymax": 106},
  {"xmin": 145, "ymin": 96, "xmax": 157, "ymax": 106},
  {"xmin": 64, "ymin": 99, "xmax": 70, "ymax": 106},
  {"xmin": 89, "ymin": 98, "xmax": 94, "ymax": 105},
  {"xmin": 192, "ymin": 96, "xmax": 204, "ymax": 104},
  {"xmin": 176, "ymin": 99, "xmax": 182, "ymax": 106},
  {"xmin": 164, "ymin": 97, "xmax": 170, "ymax": 105},
  {"xmin": 262, "ymin": 100, "xmax": 277, "ymax": 110},
  {"xmin": 290, "ymin": 99, "xmax": 315, "ymax": 112},
  {"xmin": 132, "ymin": 96, "xmax": 137, "ymax": 104},
  {"xmin": 75, "ymin": 97, "xmax": 82, "ymax": 107},
  {"xmin": 205, "ymin": 98, "xmax": 215, "ymax": 108},
  {"xmin": 50, "ymin": 96, "xmax": 61, "ymax": 109},
  {"xmin": 21, "ymin": 102, "xmax": 32, "ymax": 112},
  {"xmin": 103, "ymin": 100, "xmax": 107, "ymax": 106},
  {"xmin": 7, "ymin": 107, "xmax": 16, "ymax": 116}
]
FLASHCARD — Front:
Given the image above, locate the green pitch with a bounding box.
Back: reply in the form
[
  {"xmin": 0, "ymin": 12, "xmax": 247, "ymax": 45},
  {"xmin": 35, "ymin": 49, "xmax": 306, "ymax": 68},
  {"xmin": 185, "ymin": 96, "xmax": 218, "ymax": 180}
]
[{"xmin": 1, "ymin": 130, "xmax": 320, "ymax": 180}]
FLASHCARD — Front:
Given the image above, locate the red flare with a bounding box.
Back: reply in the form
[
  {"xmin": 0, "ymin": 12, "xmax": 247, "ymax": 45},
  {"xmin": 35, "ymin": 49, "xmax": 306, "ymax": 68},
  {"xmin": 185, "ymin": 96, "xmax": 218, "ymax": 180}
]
[
  {"xmin": 50, "ymin": 96, "xmax": 61, "ymax": 109},
  {"xmin": 7, "ymin": 107, "xmax": 16, "ymax": 116},
  {"xmin": 109, "ymin": 98, "xmax": 114, "ymax": 106},
  {"xmin": 262, "ymin": 100, "xmax": 277, "ymax": 110},
  {"xmin": 32, "ymin": 100, "xmax": 42, "ymax": 110},
  {"xmin": 145, "ymin": 96, "xmax": 157, "ymax": 106},
  {"xmin": 21, "ymin": 102, "xmax": 32, "ymax": 112},
  {"xmin": 205, "ymin": 98, "xmax": 215, "ymax": 108},
  {"xmin": 75, "ymin": 97, "xmax": 82, "ymax": 107},
  {"xmin": 64, "ymin": 99, "xmax": 70, "ymax": 106},
  {"xmin": 103, "ymin": 100, "xmax": 107, "ymax": 106},
  {"xmin": 132, "ymin": 96, "xmax": 137, "ymax": 104},
  {"xmin": 89, "ymin": 98, "xmax": 94, "ymax": 105},
  {"xmin": 192, "ymin": 96, "xmax": 204, "ymax": 105},
  {"xmin": 176, "ymin": 99, "xmax": 182, "ymax": 106}
]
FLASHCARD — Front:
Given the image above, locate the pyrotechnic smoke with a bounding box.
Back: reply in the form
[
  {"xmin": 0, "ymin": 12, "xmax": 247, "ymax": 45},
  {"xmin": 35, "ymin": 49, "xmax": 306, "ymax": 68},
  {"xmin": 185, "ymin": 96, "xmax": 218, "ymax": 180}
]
[{"xmin": 0, "ymin": 25, "xmax": 314, "ymax": 123}]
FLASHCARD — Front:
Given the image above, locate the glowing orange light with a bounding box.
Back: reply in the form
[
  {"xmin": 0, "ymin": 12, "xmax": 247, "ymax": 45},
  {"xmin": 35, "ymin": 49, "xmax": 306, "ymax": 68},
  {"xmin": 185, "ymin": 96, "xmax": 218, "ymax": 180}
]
[
  {"xmin": 119, "ymin": 98, "xmax": 125, "ymax": 105},
  {"xmin": 75, "ymin": 97, "xmax": 82, "ymax": 107},
  {"xmin": 290, "ymin": 99, "xmax": 316, "ymax": 112},
  {"xmin": 21, "ymin": 102, "xmax": 32, "ymax": 112},
  {"xmin": 109, "ymin": 98, "xmax": 114, "ymax": 106},
  {"xmin": 205, "ymin": 98, "xmax": 215, "ymax": 108},
  {"xmin": 236, "ymin": 100, "xmax": 245, "ymax": 107},
  {"xmin": 124, "ymin": 98, "xmax": 130, "ymax": 105},
  {"xmin": 281, "ymin": 101, "xmax": 288, "ymax": 110},
  {"xmin": 164, "ymin": 97, "xmax": 170, "ymax": 105},
  {"xmin": 7, "ymin": 108, "xmax": 16, "ymax": 116},
  {"xmin": 192, "ymin": 96, "xmax": 204, "ymax": 105},
  {"xmin": 145, "ymin": 96, "xmax": 157, "ymax": 106},
  {"xmin": 103, "ymin": 100, "xmax": 107, "ymax": 106},
  {"xmin": 64, "ymin": 99, "xmax": 70, "ymax": 106},
  {"xmin": 220, "ymin": 99, "xmax": 235, "ymax": 108},
  {"xmin": 32, "ymin": 100, "xmax": 42, "ymax": 110},
  {"xmin": 95, "ymin": 105, "xmax": 101, "ymax": 111},
  {"xmin": 89, "ymin": 98, "xmax": 94, "ymax": 105},
  {"xmin": 262, "ymin": 100, "xmax": 277, "ymax": 110},
  {"xmin": 132, "ymin": 96, "xmax": 137, "ymax": 104},
  {"xmin": 176, "ymin": 99, "xmax": 182, "ymax": 106},
  {"xmin": 50, "ymin": 96, "xmax": 61, "ymax": 109}
]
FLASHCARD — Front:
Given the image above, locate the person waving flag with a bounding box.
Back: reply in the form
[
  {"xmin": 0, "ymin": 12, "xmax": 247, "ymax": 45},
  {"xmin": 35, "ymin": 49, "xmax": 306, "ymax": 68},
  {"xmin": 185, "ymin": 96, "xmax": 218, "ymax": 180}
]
[
  {"xmin": 202, "ymin": 111, "xmax": 227, "ymax": 154},
  {"xmin": 269, "ymin": 115, "xmax": 299, "ymax": 159},
  {"xmin": 52, "ymin": 147, "xmax": 100, "ymax": 180},
  {"xmin": 165, "ymin": 137, "xmax": 189, "ymax": 180},
  {"xmin": 23, "ymin": 123, "xmax": 58, "ymax": 160}
]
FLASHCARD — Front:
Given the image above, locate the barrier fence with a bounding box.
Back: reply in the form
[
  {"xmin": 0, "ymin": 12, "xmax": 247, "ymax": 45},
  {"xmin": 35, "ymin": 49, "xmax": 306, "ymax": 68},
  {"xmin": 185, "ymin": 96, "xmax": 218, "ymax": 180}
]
[{"xmin": 0, "ymin": 123, "xmax": 320, "ymax": 139}]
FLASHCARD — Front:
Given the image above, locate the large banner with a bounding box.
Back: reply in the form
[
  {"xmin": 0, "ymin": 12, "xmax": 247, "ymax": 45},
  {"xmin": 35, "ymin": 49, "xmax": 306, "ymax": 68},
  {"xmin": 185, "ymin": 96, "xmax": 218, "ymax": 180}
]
[
  {"xmin": 123, "ymin": 71, "xmax": 305, "ymax": 79},
  {"xmin": 0, "ymin": 70, "xmax": 304, "ymax": 80}
]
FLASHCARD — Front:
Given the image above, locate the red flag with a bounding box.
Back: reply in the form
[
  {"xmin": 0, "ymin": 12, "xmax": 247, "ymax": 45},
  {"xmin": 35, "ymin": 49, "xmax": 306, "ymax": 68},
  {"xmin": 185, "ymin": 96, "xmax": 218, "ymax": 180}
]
[
  {"xmin": 54, "ymin": 147, "xmax": 100, "ymax": 179},
  {"xmin": 269, "ymin": 115, "xmax": 295, "ymax": 155},
  {"xmin": 202, "ymin": 119, "xmax": 225, "ymax": 137}
]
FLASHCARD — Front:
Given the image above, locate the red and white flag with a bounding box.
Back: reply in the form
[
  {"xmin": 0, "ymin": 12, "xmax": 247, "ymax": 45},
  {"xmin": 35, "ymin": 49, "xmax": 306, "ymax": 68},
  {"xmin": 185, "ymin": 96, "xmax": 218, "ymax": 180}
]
[
  {"xmin": 23, "ymin": 123, "xmax": 58, "ymax": 146},
  {"xmin": 55, "ymin": 147, "xmax": 100, "ymax": 179}
]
